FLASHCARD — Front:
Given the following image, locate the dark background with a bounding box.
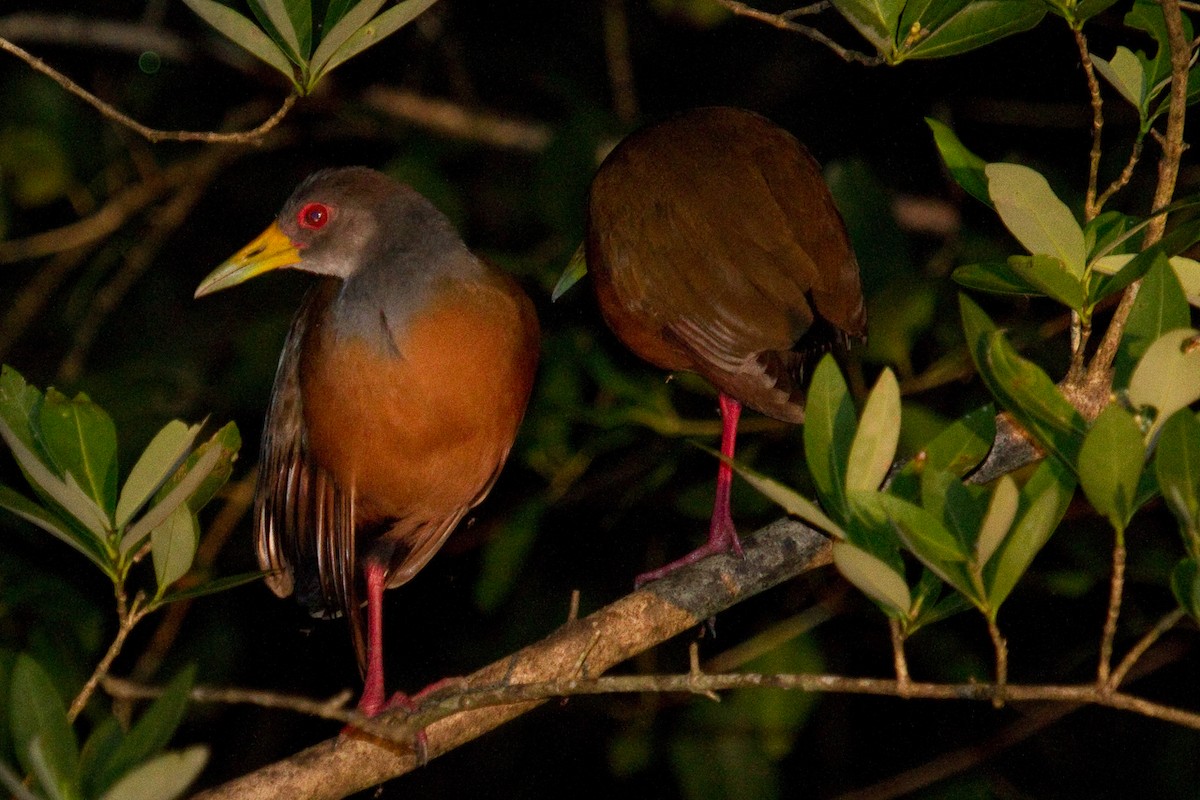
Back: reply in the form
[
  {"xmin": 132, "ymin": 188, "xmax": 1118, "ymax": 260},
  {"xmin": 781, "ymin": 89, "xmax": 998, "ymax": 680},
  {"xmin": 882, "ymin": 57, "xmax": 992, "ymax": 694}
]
[{"xmin": 1, "ymin": 2, "xmax": 1198, "ymax": 797}]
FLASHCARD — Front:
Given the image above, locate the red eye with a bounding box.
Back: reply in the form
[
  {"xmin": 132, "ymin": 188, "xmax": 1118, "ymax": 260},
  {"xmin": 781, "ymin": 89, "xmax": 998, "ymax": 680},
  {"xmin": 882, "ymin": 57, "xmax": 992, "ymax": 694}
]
[{"xmin": 298, "ymin": 202, "xmax": 330, "ymax": 230}]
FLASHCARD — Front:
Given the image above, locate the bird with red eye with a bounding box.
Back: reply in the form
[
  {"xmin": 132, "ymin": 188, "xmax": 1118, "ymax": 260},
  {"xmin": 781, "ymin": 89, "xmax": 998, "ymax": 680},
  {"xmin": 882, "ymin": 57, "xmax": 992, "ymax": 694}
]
[
  {"xmin": 298, "ymin": 201, "xmax": 331, "ymax": 230},
  {"xmin": 573, "ymin": 107, "xmax": 865, "ymax": 585},
  {"xmin": 194, "ymin": 167, "xmax": 540, "ymax": 729}
]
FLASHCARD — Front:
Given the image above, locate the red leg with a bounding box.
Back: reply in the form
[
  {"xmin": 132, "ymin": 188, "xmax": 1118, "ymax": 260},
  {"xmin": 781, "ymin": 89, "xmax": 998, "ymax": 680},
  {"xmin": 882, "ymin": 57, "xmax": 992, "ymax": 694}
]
[
  {"xmin": 355, "ymin": 561, "xmax": 389, "ymax": 717},
  {"xmin": 346, "ymin": 562, "xmax": 430, "ymax": 759},
  {"xmin": 635, "ymin": 394, "xmax": 744, "ymax": 586}
]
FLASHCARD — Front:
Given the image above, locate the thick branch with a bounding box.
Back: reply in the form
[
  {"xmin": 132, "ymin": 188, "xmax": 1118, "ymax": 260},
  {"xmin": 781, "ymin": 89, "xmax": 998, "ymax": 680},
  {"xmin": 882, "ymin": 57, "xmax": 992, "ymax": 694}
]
[{"xmin": 190, "ymin": 518, "xmax": 832, "ymax": 799}]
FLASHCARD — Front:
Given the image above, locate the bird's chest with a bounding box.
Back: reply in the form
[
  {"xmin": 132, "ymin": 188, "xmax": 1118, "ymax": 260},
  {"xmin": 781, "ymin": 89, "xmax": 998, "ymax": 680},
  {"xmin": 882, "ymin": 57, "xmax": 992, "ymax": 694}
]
[{"xmin": 294, "ymin": 286, "xmax": 527, "ymax": 520}]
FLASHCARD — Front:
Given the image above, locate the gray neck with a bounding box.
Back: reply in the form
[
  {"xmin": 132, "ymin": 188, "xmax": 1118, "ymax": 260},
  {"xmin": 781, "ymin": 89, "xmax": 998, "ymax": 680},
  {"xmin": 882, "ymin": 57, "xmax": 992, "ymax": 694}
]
[{"xmin": 328, "ymin": 203, "xmax": 482, "ymax": 350}]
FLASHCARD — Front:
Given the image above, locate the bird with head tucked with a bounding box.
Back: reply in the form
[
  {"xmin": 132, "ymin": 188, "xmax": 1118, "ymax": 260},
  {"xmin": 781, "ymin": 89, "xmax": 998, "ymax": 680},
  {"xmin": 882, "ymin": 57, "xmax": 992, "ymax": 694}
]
[
  {"xmin": 580, "ymin": 107, "xmax": 866, "ymax": 584},
  {"xmin": 196, "ymin": 167, "xmax": 540, "ymax": 716}
]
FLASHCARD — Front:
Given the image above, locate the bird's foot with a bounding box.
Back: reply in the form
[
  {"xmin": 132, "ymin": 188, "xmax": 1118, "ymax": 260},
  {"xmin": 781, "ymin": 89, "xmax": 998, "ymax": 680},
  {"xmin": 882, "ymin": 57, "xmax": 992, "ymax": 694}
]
[
  {"xmin": 634, "ymin": 518, "xmax": 744, "ymax": 588},
  {"xmin": 343, "ymin": 690, "xmax": 429, "ymax": 763}
]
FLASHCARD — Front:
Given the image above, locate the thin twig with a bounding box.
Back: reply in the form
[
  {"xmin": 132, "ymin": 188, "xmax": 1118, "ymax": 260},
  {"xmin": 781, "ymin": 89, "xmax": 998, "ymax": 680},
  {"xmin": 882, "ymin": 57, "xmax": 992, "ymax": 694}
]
[
  {"xmin": 0, "ymin": 35, "xmax": 297, "ymax": 144},
  {"xmin": 1095, "ymin": 134, "xmax": 1145, "ymax": 212},
  {"xmin": 712, "ymin": 0, "xmax": 885, "ymax": 65},
  {"xmin": 68, "ymin": 596, "xmax": 147, "ymax": 723},
  {"xmin": 1073, "ymin": 27, "xmax": 1104, "ymax": 222},
  {"xmin": 1108, "ymin": 607, "xmax": 1185, "ymax": 690},
  {"xmin": 1097, "ymin": 533, "xmax": 1126, "ymax": 690}
]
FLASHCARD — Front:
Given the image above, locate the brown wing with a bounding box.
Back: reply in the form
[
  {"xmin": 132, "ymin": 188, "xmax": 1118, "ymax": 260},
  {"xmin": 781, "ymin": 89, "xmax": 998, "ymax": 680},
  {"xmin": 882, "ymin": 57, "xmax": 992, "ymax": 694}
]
[
  {"xmin": 587, "ymin": 107, "xmax": 865, "ymax": 422},
  {"xmin": 254, "ymin": 280, "xmax": 358, "ymax": 626}
]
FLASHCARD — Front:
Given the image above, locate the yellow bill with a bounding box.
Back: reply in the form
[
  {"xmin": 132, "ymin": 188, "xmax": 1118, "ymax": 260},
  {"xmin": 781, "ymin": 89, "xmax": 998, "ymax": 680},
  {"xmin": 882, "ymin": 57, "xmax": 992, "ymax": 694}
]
[{"xmin": 194, "ymin": 222, "xmax": 303, "ymax": 298}]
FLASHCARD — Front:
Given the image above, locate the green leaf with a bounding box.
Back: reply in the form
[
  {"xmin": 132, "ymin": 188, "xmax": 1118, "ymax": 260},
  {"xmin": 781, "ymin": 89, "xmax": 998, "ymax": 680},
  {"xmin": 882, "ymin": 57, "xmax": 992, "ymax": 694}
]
[
  {"xmin": 1079, "ymin": 405, "xmax": 1146, "ymax": 531},
  {"xmin": 1090, "ymin": 216, "xmax": 1200, "ymax": 305},
  {"xmin": 1073, "ymin": 0, "xmax": 1122, "ymax": 23},
  {"xmin": 93, "ymin": 667, "xmax": 196, "ymax": 797},
  {"xmin": 960, "ymin": 295, "xmax": 1088, "ymax": 467},
  {"xmin": 0, "ymin": 364, "xmax": 46, "ymax": 458},
  {"xmin": 1167, "ymin": 255, "xmax": 1200, "ymax": 306},
  {"xmin": 9, "ymin": 654, "xmax": 79, "ymax": 798},
  {"xmin": 926, "ymin": 117, "xmax": 990, "ymax": 206},
  {"xmin": 898, "ymin": 0, "xmax": 1045, "ymax": 61},
  {"xmin": 1128, "ymin": 328, "xmax": 1200, "ymax": 435},
  {"xmin": 922, "ymin": 404, "xmax": 995, "ymax": 476},
  {"xmin": 28, "ymin": 736, "xmax": 79, "ymax": 800},
  {"xmin": 871, "ymin": 492, "xmax": 979, "ymax": 604},
  {"xmin": 38, "ymin": 389, "xmax": 118, "ymax": 518},
  {"xmin": 986, "ymin": 457, "xmax": 1075, "ymax": 609},
  {"xmin": 80, "ymin": 718, "xmax": 124, "ymax": 799},
  {"xmin": 171, "ymin": 422, "xmax": 241, "ymax": 515},
  {"xmin": 889, "ymin": 404, "xmax": 994, "ymax": 502},
  {"xmin": 1092, "ymin": 47, "xmax": 1147, "ymax": 112},
  {"xmin": 829, "ymin": 0, "xmax": 904, "ymax": 58},
  {"xmin": 846, "ymin": 368, "xmax": 900, "ymax": 492},
  {"xmin": 321, "ymin": 0, "xmax": 356, "ymax": 34},
  {"xmin": 873, "ymin": 492, "xmax": 970, "ymax": 562},
  {"xmin": 96, "ymin": 746, "xmax": 207, "ymax": 800},
  {"xmin": 1092, "ymin": 254, "xmax": 1200, "ymax": 308},
  {"xmin": 952, "ymin": 261, "xmax": 1043, "ymax": 296},
  {"xmin": 247, "ymin": 0, "xmax": 304, "ymax": 63},
  {"xmin": 151, "ymin": 506, "xmax": 199, "ymax": 595},
  {"xmin": 0, "ymin": 411, "xmax": 111, "ymax": 538},
  {"xmin": 1007, "ymin": 254, "xmax": 1087, "ymax": 311},
  {"xmin": 0, "ymin": 484, "xmax": 108, "ymax": 569},
  {"xmin": 115, "ymin": 421, "xmax": 202, "ymax": 529},
  {"xmin": 181, "ymin": 0, "xmax": 297, "ymax": 85},
  {"xmin": 120, "ymin": 443, "xmax": 221, "ymax": 554},
  {"xmin": 155, "ymin": 570, "xmax": 267, "ymax": 605},
  {"xmin": 1084, "ymin": 210, "xmax": 1140, "ymax": 260},
  {"xmin": 925, "ymin": 471, "xmax": 987, "ymax": 553},
  {"xmin": 1116, "ymin": 254, "xmax": 1192, "ymax": 390},
  {"xmin": 1170, "ymin": 558, "xmax": 1200, "ymax": 621},
  {"xmin": 985, "ymin": 163, "xmax": 1086, "ymax": 277},
  {"xmin": 1157, "ymin": 410, "xmax": 1200, "ymax": 555},
  {"xmin": 716, "ymin": 448, "xmax": 845, "ymax": 538},
  {"xmin": 803, "ymin": 355, "xmax": 856, "ymax": 523},
  {"xmin": 831, "ymin": 540, "xmax": 911, "ymax": 616},
  {"xmin": 309, "ymin": 0, "xmax": 386, "ymax": 72},
  {"xmin": 312, "ymin": 0, "xmax": 440, "ymax": 82},
  {"xmin": 975, "ymin": 475, "xmax": 1019, "ymax": 565},
  {"xmin": 551, "ymin": 244, "xmax": 587, "ymax": 302},
  {"xmin": 1126, "ymin": 0, "xmax": 1190, "ymax": 94}
]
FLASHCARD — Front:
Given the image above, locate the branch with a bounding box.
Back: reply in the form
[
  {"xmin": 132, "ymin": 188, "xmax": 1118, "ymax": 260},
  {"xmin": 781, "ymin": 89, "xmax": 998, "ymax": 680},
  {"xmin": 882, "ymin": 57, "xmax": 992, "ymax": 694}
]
[
  {"xmin": 0, "ymin": 35, "xmax": 297, "ymax": 144},
  {"xmin": 1087, "ymin": 0, "xmax": 1191, "ymax": 380},
  {"xmin": 189, "ymin": 518, "xmax": 833, "ymax": 799},
  {"xmin": 359, "ymin": 87, "xmax": 554, "ymax": 153},
  {"xmin": 712, "ymin": 0, "xmax": 885, "ymax": 66}
]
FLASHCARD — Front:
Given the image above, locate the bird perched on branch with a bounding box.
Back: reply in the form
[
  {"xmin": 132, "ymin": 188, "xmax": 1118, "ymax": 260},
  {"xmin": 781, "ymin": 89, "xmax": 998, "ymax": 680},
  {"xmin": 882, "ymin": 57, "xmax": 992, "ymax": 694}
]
[
  {"xmin": 581, "ymin": 107, "xmax": 865, "ymax": 584},
  {"xmin": 196, "ymin": 167, "xmax": 539, "ymax": 716}
]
